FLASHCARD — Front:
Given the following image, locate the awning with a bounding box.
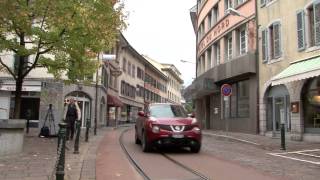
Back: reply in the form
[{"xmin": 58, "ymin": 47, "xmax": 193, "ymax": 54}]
[
  {"xmin": 107, "ymin": 94, "xmax": 123, "ymax": 107},
  {"xmin": 271, "ymin": 56, "xmax": 320, "ymax": 86}
]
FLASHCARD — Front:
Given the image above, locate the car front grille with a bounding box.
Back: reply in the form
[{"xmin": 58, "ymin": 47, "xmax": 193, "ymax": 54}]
[{"xmin": 158, "ymin": 124, "xmax": 194, "ymax": 132}]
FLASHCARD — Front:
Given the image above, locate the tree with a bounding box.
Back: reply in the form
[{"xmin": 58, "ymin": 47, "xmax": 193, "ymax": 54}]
[{"xmin": 0, "ymin": 0, "xmax": 126, "ymax": 118}]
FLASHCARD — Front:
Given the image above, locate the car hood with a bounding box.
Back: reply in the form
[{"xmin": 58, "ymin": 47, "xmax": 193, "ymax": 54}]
[{"xmin": 152, "ymin": 117, "xmax": 194, "ymax": 125}]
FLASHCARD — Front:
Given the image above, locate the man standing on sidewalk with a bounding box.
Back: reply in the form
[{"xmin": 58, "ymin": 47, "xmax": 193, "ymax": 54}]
[{"xmin": 63, "ymin": 97, "xmax": 81, "ymax": 141}]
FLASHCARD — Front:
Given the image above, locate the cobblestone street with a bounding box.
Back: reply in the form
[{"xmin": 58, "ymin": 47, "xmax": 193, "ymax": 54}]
[{"xmin": 203, "ymin": 130, "xmax": 320, "ymax": 180}]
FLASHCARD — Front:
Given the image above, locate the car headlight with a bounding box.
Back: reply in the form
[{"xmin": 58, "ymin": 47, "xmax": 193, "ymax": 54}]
[
  {"xmin": 152, "ymin": 125, "xmax": 160, "ymax": 133},
  {"xmin": 191, "ymin": 118, "xmax": 197, "ymax": 124},
  {"xmin": 192, "ymin": 127, "xmax": 201, "ymax": 134}
]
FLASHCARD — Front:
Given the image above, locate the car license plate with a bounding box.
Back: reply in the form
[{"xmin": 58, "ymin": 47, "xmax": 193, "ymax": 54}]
[{"xmin": 172, "ymin": 134, "xmax": 184, "ymax": 138}]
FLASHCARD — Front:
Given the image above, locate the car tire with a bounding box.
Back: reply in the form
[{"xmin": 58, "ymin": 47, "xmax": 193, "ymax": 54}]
[
  {"xmin": 190, "ymin": 144, "xmax": 201, "ymax": 153},
  {"xmin": 135, "ymin": 130, "xmax": 141, "ymax": 144},
  {"xmin": 142, "ymin": 131, "xmax": 151, "ymax": 152}
]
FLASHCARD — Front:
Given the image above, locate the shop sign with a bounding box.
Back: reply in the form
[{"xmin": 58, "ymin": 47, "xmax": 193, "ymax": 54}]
[
  {"xmin": 291, "ymin": 102, "xmax": 299, "ymax": 113},
  {"xmin": 198, "ymin": 18, "xmax": 230, "ymax": 55},
  {"xmin": 0, "ymin": 85, "xmax": 41, "ymax": 92}
]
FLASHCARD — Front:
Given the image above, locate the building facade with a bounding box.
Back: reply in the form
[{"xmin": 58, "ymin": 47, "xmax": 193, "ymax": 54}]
[
  {"xmin": 161, "ymin": 64, "xmax": 184, "ymax": 104},
  {"xmin": 118, "ymin": 35, "xmax": 146, "ymax": 123},
  {"xmin": 0, "ymin": 52, "xmax": 110, "ymax": 131},
  {"xmin": 189, "ymin": 0, "xmax": 258, "ymax": 133},
  {"xmin": 143, "ymin": 56, "xmax": 168, "ymax": 104},
  {"xmin": 258, "ymin": 0, "xmax": 320, "ymax": 142}
]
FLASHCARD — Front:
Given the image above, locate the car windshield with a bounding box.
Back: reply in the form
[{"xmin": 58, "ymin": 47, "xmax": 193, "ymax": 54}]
[{"xmin": 149, "ymin": 104, "xmax": 188, "ymax": 118}]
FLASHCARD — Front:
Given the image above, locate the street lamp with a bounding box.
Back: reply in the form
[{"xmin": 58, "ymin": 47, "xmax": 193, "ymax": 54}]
[
  {"xmin": 180, "ymin": 59, "xmax": 195, "ymax": 64},
  {"xmin": 226, "ymin": 8, "xmax": 248, "ymax": 19},
  {"xmin": 94, "ymin": 52, "xmax": 116, "ymax": 135}
]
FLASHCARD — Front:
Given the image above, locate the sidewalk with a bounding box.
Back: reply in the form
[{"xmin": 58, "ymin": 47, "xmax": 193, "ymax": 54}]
[
  {"xmin": 0, "ymin": 127, "xmax": 108, "ymax": 180},
  {"xmin": 203, "ymin": 130, "xmax": 320, "ymax": 152}
]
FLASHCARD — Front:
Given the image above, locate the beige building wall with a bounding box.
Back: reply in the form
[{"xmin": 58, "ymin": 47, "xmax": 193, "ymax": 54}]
[
  {"xmin": 259, "ymin": 0, "xmax": 320, "ymax": 95},
  {"xmin": 258, "ymin": 0, "xmax": 320, "ymax": 141},
  {"xmin": 118, "ymin": 47, "xmax": 145, "ymax": 108}
]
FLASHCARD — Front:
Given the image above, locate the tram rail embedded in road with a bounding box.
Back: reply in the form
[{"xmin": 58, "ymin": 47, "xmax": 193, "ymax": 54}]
[{"xmin": 119, "ymin": 128, "xmax": 211, "ymax": 180}]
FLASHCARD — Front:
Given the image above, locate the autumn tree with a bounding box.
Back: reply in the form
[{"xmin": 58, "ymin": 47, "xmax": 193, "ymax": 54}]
[{"xmin": 0, "ymin": 0, "xmax": 126, "ymax": 118}]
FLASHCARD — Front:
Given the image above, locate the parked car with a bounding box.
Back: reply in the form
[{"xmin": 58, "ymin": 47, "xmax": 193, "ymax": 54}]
[{"xmin": 135, "ymin": 103, "xmax": 201, "ymax": 153}]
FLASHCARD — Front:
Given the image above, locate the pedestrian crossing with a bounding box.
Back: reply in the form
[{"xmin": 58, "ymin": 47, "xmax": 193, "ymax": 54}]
[{"xmin": 268, "ymin": 149, "xmax": 320, "ymax": 165}]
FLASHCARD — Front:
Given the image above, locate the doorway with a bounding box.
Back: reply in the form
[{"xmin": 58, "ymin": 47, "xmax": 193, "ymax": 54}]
[
  {"xmin": 65, "ymin": 91, "xmax": 91, "ymax": 128},
  {"xmin": 266, "ymin": 85, "xmax": 291, "ymax": 132}
]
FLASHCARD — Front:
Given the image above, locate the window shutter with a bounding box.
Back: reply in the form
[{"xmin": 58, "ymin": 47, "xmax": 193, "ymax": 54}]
[
  {"xmin": 273, "ymin": 22, "xmax": 281, "ymax": 58},
  {"xmin": 296, "ymin": 10, "xmax": 306, "ymax": 50},
  {"xmin": 261, "ymin": 0, "xmax": 266, "ymax": 7},
  {"xmin": 261, "ymin": 29, "xmax": 268, "ymax": 63},
  {"xmin": 314, "ymin": 0, "xmax": 320, "ymax": 45}
]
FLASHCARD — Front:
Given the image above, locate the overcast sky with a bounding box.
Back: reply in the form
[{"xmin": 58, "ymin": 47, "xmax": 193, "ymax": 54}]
[{"xmin": 123, "ymin": 0, "xmax": 197, "ymax": 86}]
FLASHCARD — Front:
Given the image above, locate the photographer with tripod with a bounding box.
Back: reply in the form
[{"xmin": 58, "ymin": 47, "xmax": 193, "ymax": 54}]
[{"xmin": 63, "ymin": 97, "xmax": 81, "ymax": 141}]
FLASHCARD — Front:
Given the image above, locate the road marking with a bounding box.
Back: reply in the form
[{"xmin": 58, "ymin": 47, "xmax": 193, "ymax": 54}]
[
  {"xmin": 295, "ymin": 152, "xmax": 320, "ymax": 158},
  {"xmin": 268, "ymin": 149, "xmax": 320, "ymax": 165},
  {"xmin": 203, "ymin": 132, "xmax": 261, "ymax": 146}
]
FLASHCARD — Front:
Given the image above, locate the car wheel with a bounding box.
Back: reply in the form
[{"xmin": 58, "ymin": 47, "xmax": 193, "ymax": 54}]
[
  {"xmin": 135, "ymin": 130, "xmax": 141, "ymax": 144},
  {"xmin": 142, "ymin": 131, "xmax": 151, "ymax": 152},
  {"xmin": 190, "ymin": 144, "xmax": 201, "ymax": 153}
]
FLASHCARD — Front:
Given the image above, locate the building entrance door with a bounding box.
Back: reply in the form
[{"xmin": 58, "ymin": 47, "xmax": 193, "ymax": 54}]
[
  {"xmin": 266, "ymin": 85, "xmax": 291, "ymax": 132},
  {"xmin": 66, "ymin": 92, "xmax": 91, "ymax": 128}
]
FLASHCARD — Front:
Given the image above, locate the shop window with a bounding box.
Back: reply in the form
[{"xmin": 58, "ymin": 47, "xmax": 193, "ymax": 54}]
[
  {"xmin": 223, "ymin": 80, "xmax": 250, "ymax": 118},
  {"xmin": 302, "ymin": 77, "xmax": 320, "ymax": 133}
]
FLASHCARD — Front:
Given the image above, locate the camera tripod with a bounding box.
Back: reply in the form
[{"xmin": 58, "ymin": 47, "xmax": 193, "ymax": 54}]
[{"xmin": 41, "ymin": 104, "xmax": 57, "ymax": 137}]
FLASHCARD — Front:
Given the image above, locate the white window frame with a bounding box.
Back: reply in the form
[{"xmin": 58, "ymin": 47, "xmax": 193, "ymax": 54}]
[
  {"xmin": 227, "ymin": 34, "xmax": 233, "ymax": 61},
  {"xmin": 261, "ymin": 20, "xmax": 282, "ymax": 63},
  {"xmin": 239, "ymin": 26, "xmax": 248, "ymax": 55},
  {"xmin": 296, "ymin": 10, "xmax": 306, "ymax": 51}
]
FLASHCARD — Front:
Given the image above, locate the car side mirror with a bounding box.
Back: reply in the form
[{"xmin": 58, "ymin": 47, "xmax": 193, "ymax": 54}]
[{"xmin": 138, "ymin": 111, "xmax": 145, "ymax": 117}]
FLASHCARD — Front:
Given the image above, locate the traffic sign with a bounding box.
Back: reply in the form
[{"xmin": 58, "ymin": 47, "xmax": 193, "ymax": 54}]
[{"xmin": 221, "ymin": 84, "xmax": 232, "ymax": 96}]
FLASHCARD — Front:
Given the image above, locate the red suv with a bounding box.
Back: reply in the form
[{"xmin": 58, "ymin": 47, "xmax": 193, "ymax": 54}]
[{"xmin": 135, "ymin": 103, "xmax": 201, "ymax": 153}]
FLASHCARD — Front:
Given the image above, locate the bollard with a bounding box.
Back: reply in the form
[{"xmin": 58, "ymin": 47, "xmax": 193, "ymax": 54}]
[
  {"xmin": 74, "ymin": 120, "xmax": 81, "ymax": 154},
  {"xmin": 85, "ymin": 118, "xmax": 90, "ymax": 142},
  {"xmin": 56, "ymin": 122, "xmax": 67, "ymax": 180},
  {"xmin": 280, "ymin": 123, "xmax": 286, "ymax": 150}
]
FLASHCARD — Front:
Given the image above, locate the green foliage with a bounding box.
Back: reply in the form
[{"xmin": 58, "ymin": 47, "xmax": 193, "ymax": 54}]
[
  {"xmin": 0, "ymin": 0, "xmax": 126, "ymax": 82},
  {"xmin": 184, "ymin": 102, "xmax": 194, "ymax": 114}
]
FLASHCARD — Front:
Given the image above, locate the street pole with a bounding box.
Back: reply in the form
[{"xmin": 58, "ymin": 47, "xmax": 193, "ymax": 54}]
[{"xmin": 94, "ymin": 54, "xmax": 99, "ymax": 136}]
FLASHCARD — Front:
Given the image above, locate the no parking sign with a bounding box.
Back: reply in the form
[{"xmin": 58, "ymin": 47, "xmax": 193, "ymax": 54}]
[{"xmin": 221, "ymin": 84, "xmax": 232, "ymax": 97}]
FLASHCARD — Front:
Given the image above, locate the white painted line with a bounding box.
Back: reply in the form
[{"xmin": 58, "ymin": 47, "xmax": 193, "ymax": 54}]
[
  {"xmin": 293, "ymin": 149, "xmax": 320, "ymax": 153},
  {"xmin": 275, "ymin": 149, "xmax": 320, "ymax": 155},
  {"xmin": 268, "ymin": 153, "xmax": 320, "ymax": 165},
  {"xmin": 294, "ymin": 152, "xmax": 320, "ymax": 158},
  {"xmin": 204, "ymin": 132, "xmax": 261, "ymax": 146}
]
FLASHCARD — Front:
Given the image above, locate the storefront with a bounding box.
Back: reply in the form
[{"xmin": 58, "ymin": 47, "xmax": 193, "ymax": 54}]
[
  {"xmin": 263, "ymin": 55, "xmax": 320, "ymax": 141},
  {"xmin": 107, "ymin": 94, "xmax": 123, "ymax": 126},
  {"xmin": 302, "ymin": 76, "xmax": 320, "ymax": 133},
  {"xmin": 265, "ymin": 85, "xmax": 291, "ymax": 132},
  {"xmin": 0, "ymin": 81, "xmax": 41, "ymax": 125}
]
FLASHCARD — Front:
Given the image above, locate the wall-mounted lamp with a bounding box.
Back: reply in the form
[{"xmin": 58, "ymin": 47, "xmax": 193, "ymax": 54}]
[{"xmin": 226, "ymin": 8, "xmax": 248, "ymax": 19}]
